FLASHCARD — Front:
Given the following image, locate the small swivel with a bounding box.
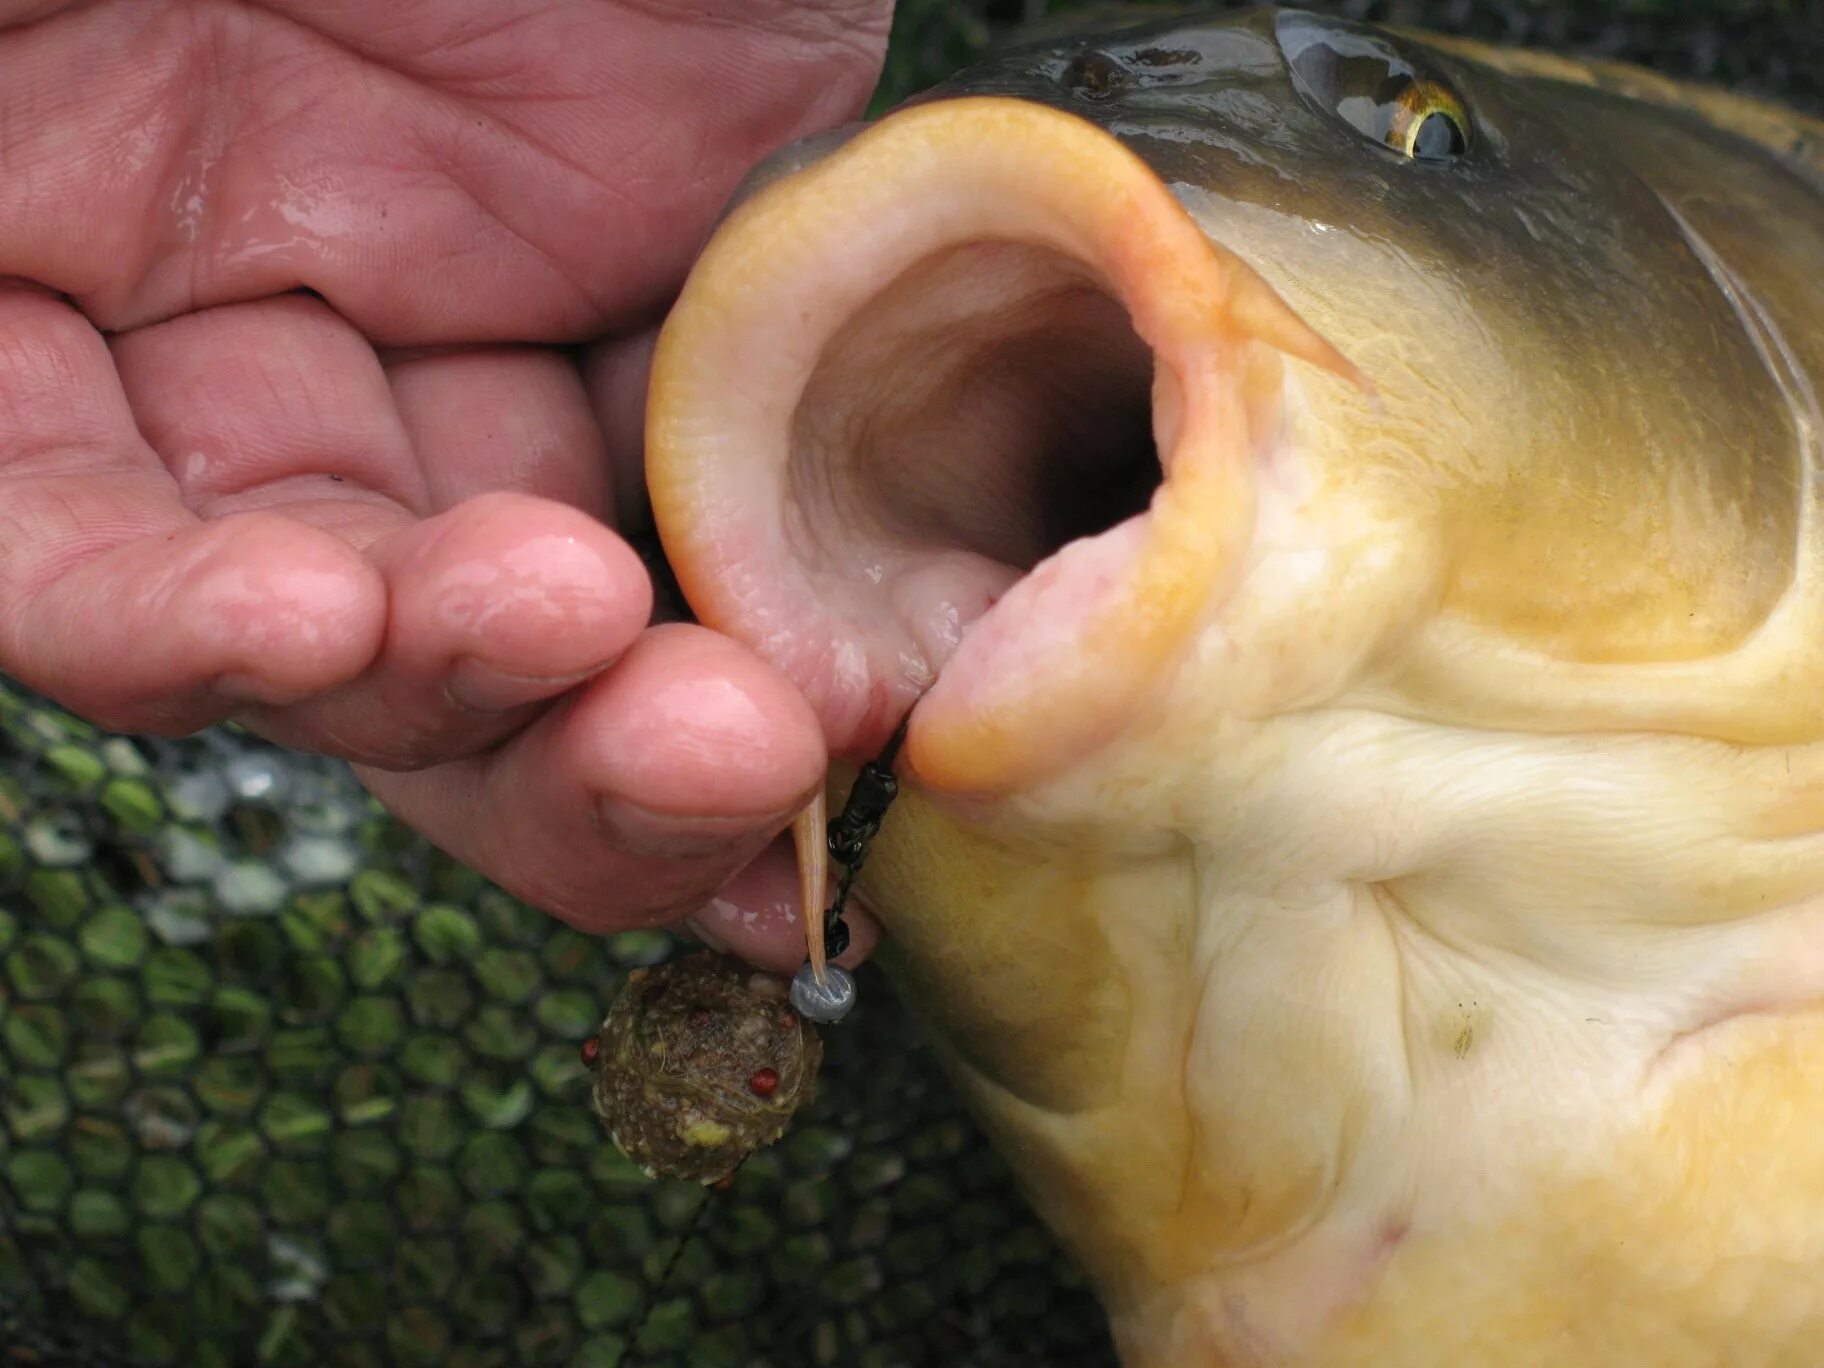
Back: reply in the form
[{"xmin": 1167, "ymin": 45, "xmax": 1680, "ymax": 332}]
[{"xmin": 789, "ymin": 962, "xmax": 856, "ymax": 1024}]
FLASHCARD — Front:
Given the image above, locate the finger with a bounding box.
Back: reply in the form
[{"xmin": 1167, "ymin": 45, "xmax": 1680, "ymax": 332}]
[
  {"xmin": 115, "ymin": 301, "xmax": 644, "ymax": 767},
  {"xmin": 356, "ymin": 624, "xmax": 827, "ymax": 931},
  {"xmin": 110, "ymin": 295, "xmax": 427, "ymax": 546},
  {"xmin": 242, "ymin": 491, "xmax": 651, "ymax": 768},
  {"xmin": 583, "ymin": 325, "xmax": 660, "ymax": 532},
  {"xmin": 583, "ymin": 325, "xmax": 698, "ymax": 626},
  {"xmin": 686, "ymin": 835, "xmax": 881, "ymax": 975},
  {"xmin": 0, "ymin": 285, "xmax": 383, "ymax": 733},
  {"xmin": 0, "ymin": 5, "xmax": 83, "ymax": 25},
  {"xmin": 385, "ymin": 346, "xmax": 608, "ymax": 519}
]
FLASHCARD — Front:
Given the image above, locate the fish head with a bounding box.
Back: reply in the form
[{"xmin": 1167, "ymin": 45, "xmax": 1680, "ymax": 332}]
[{"xmin": 648, "ymin": 7, "xmax": 1824, "ymax": 1363}]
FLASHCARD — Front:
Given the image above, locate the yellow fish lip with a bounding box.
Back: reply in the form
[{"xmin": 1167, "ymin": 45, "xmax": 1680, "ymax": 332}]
[{"xmin": 646, "ymin": 96, "xmax": 1360, "ymax": 796}]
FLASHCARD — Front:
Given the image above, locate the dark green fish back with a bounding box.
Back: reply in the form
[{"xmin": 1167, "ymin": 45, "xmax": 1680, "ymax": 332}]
[{"xmin": 4, "ymin": 3, "xmax": 1822, "ymax": 1366}]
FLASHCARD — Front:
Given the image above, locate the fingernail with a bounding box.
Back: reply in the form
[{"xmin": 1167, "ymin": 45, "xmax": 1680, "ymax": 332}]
[
  {"xmin": 444, "ymin": 659, "xmax": 604, "ymax": 713},
  {"xmin": 593, "ymin": 798, "xmax": 790, "ymax": 860},
  {"xmin": 686, "ymin": 913, "xmax": 733, "ymax": 954}
]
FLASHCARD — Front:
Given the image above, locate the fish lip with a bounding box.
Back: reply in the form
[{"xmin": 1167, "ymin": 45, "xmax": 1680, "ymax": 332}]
[{"xmin": 646, "ymin": 95, "xmax": 1358, "ymax": 796}]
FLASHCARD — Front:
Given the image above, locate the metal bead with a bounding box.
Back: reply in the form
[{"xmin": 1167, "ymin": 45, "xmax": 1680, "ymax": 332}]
[{"xmin": 790, "ymin": 962, "xmax": 857, "ymax": 1023}]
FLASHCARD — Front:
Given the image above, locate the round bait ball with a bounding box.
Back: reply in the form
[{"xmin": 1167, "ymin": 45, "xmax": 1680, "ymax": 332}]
[{"xmin": 590, "ymin": 952, "xmax": 823, "ymax": 1184}]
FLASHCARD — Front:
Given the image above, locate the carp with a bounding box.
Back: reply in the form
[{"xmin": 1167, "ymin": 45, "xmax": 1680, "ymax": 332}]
[{"xmin": 647, "ymin": 6, "xmax": 1824, "ymax": 1364}]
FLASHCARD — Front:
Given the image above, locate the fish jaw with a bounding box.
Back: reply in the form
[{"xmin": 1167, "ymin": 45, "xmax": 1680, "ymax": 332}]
[
  {"xmin": 856, "ymin": 706, "xmax": 1824, "ymax": 1366},
  {"xmin": 645, "ymin": 95, "xmax": 1359, "ymax": 793}
]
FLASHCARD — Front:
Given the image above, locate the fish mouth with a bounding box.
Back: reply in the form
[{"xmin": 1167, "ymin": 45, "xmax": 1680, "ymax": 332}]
[{"xmin": 648, "ymin": 97, "xmax": 1358, "ymax": 795}]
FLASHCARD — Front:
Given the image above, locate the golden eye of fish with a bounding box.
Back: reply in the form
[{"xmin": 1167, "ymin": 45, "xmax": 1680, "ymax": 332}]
[
  {"xmin": 1388, "ymin": 80, "xmax": 1471, "ymax": 160},
  {"xmin": 1277, "ymin": 10, "xmax": 1474, "ymax": 163}
]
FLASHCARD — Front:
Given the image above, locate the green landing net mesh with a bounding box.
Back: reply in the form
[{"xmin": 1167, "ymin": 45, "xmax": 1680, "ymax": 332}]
[
  {"xmin": 0, "ymin": 679, "xmax": 1103, "ymax": 1368},
  {"xmin": 1, "ymin": 3, "xmax": 1818, "ymax": 1366}
]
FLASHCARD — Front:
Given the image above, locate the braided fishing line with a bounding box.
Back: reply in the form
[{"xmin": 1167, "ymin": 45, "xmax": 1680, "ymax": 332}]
[
  {"xmin": 620, "ymin": 1179, "xmax": 720, "ymax": 1368},
  {"xmin": 592, "ymin": 718, "xmax": 914, "ymax": 1358},
  {"xmin": 824, "ymin": 712, "xmax": 913, "ymax": 959}
]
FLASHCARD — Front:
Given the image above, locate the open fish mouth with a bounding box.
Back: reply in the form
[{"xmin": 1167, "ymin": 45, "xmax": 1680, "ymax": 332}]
[{"xmin": 646, "ymin": 97, "xmax": 1359, "ymax": 795}]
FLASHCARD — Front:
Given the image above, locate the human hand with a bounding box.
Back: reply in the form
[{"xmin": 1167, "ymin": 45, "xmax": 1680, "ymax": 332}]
[{"xmin": 0, "ymin": 0, "xmax": 892, "ymax": 969}]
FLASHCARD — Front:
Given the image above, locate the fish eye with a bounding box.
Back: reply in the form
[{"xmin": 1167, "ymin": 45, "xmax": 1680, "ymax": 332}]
[
  {"xmin": 1392, "ymin": 84, "xmax": 1471, "ymax": 160},
  {"xmin": 1275, "ymin": 11, "xmax": 1474, "ymax": 162}
]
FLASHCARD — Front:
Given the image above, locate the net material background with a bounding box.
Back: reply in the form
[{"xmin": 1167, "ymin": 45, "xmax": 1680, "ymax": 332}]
[{"xmin": 1, "ymin": 2, "xmax": 1819, "ymax": 1365}]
